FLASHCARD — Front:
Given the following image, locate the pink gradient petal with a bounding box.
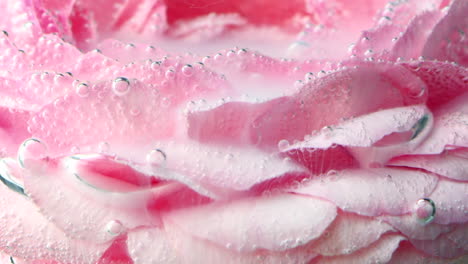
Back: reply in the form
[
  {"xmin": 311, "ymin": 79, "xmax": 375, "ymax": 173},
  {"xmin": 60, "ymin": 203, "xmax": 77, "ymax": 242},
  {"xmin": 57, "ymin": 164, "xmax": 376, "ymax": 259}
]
[
  {"xmin": 22, "ymin": 155, "xmax": 162, "ymax": 243},
  {"xmin": 0, "ymin": 107, "xmax": 31, "ymax": 157},
  {"xmin": 414, "ymin": 93, "xmax": 468, "ymax": 154},
  {"xmin": 428, "ymin": 178, "xmax": 468, "ymax": 224},
  {"xmin": 189, "ymin": 63, "xmax": 426, "ymax": 149},
  {"xmin": 389, "ymin": 148, "xmax": 468, "ymax": 181},
  {"xmin": 422, "ymin": 0, "xmax": 468, "ymax": 66},
  {"xmin": 388, "ymin": 241, "xmax": 467, "ymax": 264},
  {"xmin": 290, "ymin": 168, "xmax": 439, "ymax": 217},
  {"xmin": 0, "ymin": 170, "xmax": 108, "ymax": 264},
  {"xmin": 164, "ymin": 194, "xmax": 336, "ymax": 252},
  {"xmin": 310, "ymin": 212, "xmax": 394, "ymax": 256},
  {"xmin": 380, "ymin": 214, "xmax": 452, "ymax": 240},
  {"xmin": 311, "ymin": 234, "xmax": 405, "ymax": 264},
  {"xmin": 401, "ymin": 61, "xmax": 468, "ymax": 109}
]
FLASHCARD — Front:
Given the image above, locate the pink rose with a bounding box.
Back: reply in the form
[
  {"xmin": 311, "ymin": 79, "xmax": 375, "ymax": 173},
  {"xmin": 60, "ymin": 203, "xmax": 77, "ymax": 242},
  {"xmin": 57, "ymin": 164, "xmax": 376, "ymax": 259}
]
[{"xmin": 0, "ymin": 0, "xmax": 467, "ymax": 263}]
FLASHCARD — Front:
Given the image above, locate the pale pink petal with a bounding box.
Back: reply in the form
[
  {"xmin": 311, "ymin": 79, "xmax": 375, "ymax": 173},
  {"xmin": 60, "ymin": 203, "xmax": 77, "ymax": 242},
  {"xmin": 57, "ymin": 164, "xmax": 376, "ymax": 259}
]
[
  {"xmin": 164, "ymin": 194, "xmax": 336, "ymax": 252},
  {"xmin": 410, "ymin": 233, "xmax": 466, "ymax": 259},
  {"xmin": 310, "ymin": 212, "xmax": 394, "ymax": 256},
  {"xmin": 290, "ymin": 168, "xmax": 439, "ymax": 216},
  {"xmin": 128, "ymin": 225, "xmax": 318, "ymax": 264},
  {"xmin": 0, "ymin": 167, "xmax": 108, "ymax": 264},
  {"xmin": 388, "ymin": 241, "xmax": 468, "ymax": 264},
  {"xmin": 414, "ymin": 93, "xmax": 468, "ymax": 154},
  {"xmin": 284, "ymin": 105, "xmax": 432, "ymax": 167},
  {"xmin": 22, "ymin": 155, "xmax": 162, "ymax": 243},
  {"xmin": 189, "ymin": 63, "xmax": 426, "ymax": 149},
  {"xmin": 422, "ymin": 0, "xmax": 468, "ymax": 66},
  {"xmin": 428, "ymin": 178, "xmax": 468, "ymax": 224},
  {"xmin": 380, "ymin": 214, "xmax": 452, "ymax": 240},
  {"xmin": 311, "ymin": 235, "xmax": 405, "ymax": 264},
  {"xmin": 389, "ymin": 148, "xmax": 468, "ymax": 181},
  {"xmin": 446, "ymin": 225, "xmax": 468, "ymax": 251},
  {"xmin": 133, "ymin": 140, "xmax": 308, "ymax": 198}
]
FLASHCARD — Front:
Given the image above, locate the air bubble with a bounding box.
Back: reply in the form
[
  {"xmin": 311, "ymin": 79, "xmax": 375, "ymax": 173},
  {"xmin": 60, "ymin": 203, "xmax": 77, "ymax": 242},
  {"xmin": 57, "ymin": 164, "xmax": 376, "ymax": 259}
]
[
  {"xmin": 112, "ymin": 77, "xmax": 130, "ymax": 96},
  {"xmin": 278, "ymin": 139, "xmax": 290, "ymax": 151},
  {"xmin": 98, "ymin": 142, "xmax": 110, "ymax": 153},
  {"xmin": 414, "ymin": 198, "xmax": 436, "ymax": 224},
  {"xmin": 146, "ymin": 149, "xmax": 167, "ymax": 166},
  {"xmin": 182, "ymin": 64, "xmax": 194, "ymax": 76},
  {"xmin": 76, "ymin": 82, "xmax": 89, "ymax": 97},
  {"xmin": 106, "ymin": 220, "xmax": 124, "ymax": 236},
  {"xmin": 17, "ymin": 138, "xmax": 47, "ymax": 169}
]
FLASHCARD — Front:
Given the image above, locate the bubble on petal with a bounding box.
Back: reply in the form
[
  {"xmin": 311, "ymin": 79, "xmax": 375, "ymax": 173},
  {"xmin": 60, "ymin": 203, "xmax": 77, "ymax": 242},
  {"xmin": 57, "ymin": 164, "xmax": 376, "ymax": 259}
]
[
  {"xmin": 106, "ymin": 220, "xmax": 124, "ymax": 236},
  {"xmin": 112, "ymin": 77, "xmax": 131, "ymax": 96},
  {"xmin": 414, "ymin": 198, "xmax": 436, "ymax": 224},
  {"xmin": 17, "ymin": 138, "xmax": 47, "ymax": 169},
  {"xmin": 76, "ymin": 82, "xmax": 90, "ymax": 97},
  {"xmin": 182, "ymin": 64, "xmax": 194, "ymax": 77},
  {"xmin": 146, "ymin": 149, "xmax": 167, "ymax": 167}
]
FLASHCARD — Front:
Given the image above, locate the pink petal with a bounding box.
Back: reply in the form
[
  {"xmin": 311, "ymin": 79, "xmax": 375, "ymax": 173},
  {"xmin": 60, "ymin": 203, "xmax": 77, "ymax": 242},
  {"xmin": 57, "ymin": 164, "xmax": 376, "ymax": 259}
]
[
  {"xmin": 22, "ymin": 155, "xmax": 162, "ymax": 243},
  {"xmin": 414, "ymin": 93, "xmax": 468, "ymax": 154},
  {"xmin": 446, "ymin": 224, "xmax": 468, "ymax": 251},
  {"xmin": 128, "ymin": 225, "xmax": 318, "ymax": 264},
  {"xmin": 388, "ymin": 241, "xmax": 467, "ymax": 264},
  {"xmin": 0, "ymin": 167, "xmax": 108, "ymax": 264},
  {"xmin": 284, "ymin": 105, "xmax": 432, "ymax": 167},
  {"xmin": 422, "ymin": 0, "xmax": 468, "ymax": 66},
  {"xmin": 380, "ymin": 214, "xmax": 452, "ymax": 240},
  {"xmin": 428, "ymin": 178, "xmax": 468, "ymax": 224},
  {"xmin": 311, "ymin": 234, "xmax": 405, "ymax": 264},
  {"xmin": 389, "ymin": 148, "xmax": 468, "ymax": 181},
  {"xmin": 0, "ymin": 107, "xmax": 31, "ymax": 157},
  {"xmin": 310, "ymin": 212, "xmax": 394, "ymax": 256},
  {"xmin": 136, "ymin": 140, "xmax": 308, "ymax": 198},
  {"xmin": 189, "ymin": 63, "xmax": 426, "ymax": 149},
  {"xmin": 291, "ymin": 168, "xmax": 439, "ymax": 216},
  {"xmin": 401, "ymin": 61, "xmax": 468, "ymax": 109},
  {"xmin": 410, "ymin": 233, "xmax": 466, "ymax": 259},
  {"xmin": 164, "ymin": 194, "xmax": 336, "ymax": 252}
]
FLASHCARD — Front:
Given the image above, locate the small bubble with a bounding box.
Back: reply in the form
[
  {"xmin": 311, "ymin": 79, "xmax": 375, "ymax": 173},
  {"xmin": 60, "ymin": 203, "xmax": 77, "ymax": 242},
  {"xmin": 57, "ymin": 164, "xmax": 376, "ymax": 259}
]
[
  {"xmin": 76, "ymin": 82, "xmax": 89, "ymax": 97},
  {"xmin": 364, "ymin": 49, "xmax": 373, "ymax": 57},
  {"xmin": 414, "ymin": 198, "xmax": 436, "ymax": 224},
  {"xmin": 106, "ymin": 220, "xmax": 124, "ymax": 236},
  {"xmin": 98, "ymin": 142, "xmax": 110, "ymax": 153},
  {"xmin": 112, "ymin": 77, "xmax": 130, "ymax": 96},
  {"xmin": 165, "ymin": 69, "xmax": 175, "ymax": 79},
  {"xmin": 146, "ymin": 149, "xmax": 166, "ymax": 166},
  {"xmin": 181, "ymin": 64, "xmax": 194, "ymax": 77},
  {"xmin": 18, "ymin": 138, "xmax": 47, "ymax": 168},
  {"xmin": 304, "ymin": 72, "xmax": 314, "ymax": 81},
  {"xmin": 278, "ymin": 139, "xmax": 290, "ymax": 151}
]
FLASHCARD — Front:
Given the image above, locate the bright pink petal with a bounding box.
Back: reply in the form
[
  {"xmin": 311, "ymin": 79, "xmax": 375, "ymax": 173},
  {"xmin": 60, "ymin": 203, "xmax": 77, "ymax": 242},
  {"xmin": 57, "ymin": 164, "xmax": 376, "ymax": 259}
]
[
  {"xmin": 290, "ymin": 168, "xmax": 439, "ymax": 216},
  {"xmin": 310, "ymin": 212, "xmax": 394, "ymax": 256},
  {"xmin": 389, "ymin": 148, "xmax": 468, "ymax": 181},
  {"xmin": 164, "ymin": 194, "xmax": 336, "ymax": 252},
  {"xmin": 0, "ymin": 107, "xmax": 31, "ymax": 157},
  {"xmin": 311, "ymin": 235, "xmax": 404, "ymax": 264},
  {"xmin": 422, "ymin": 0, "xmax": 468, "ymax": 66}
]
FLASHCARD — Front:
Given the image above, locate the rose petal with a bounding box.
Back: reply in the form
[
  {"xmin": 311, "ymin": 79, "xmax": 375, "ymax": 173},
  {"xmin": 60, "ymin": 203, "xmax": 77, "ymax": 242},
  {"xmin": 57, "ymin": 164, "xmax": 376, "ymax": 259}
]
[
  {"xmin": 414, "ymin": 93, "xmax": 468, "ymax": 154},
  {"xmin": 311, "ymin": 212, "xmax": 394, "ymax": 256},
  {"xmin": 428, "ymin": 178, "xmax": 468, "ymax": 224},
  {"xmin": 446, "ymin": 225, "xmax": 468, "ymax": 251},
  {"xmin": 401, "ymin": 61, "xmax": 468, "ymax": 109},
  {"xmin": 422, "ymin": 0, "xmax": 468, "ymax": 66},
  {"xmin": 0, "ymin": 168, "xmax": 108, "ymax": 264},
  {"xmin": 22, "ymin": 155, "xmax": 162, "ymax": 243},
  {"xmin": 380, "ymin": 214, "xmax": 452, "ymax": 240},
  {"xmin": 164, "ymin": 194, "xmax": 336, "ymax": 252},
  {"xmin": 189, "ymin": 63, "xmax": 426, "ymax": 149},
  {"xmin": 0, "ymin": 107, "xmax": 31, "ymax": 157},
  {"xmin": 311, "ymin": 234, "xmax": 405, "ymax": 264},
  {"xmin": 388, "ymin": 241, "xmax": 467, "ymax": 264},
  {"xmin": 389, "ymin": 148, "xmax": 468, "ymax": 181},
  {"xmin": 410, "ymin": 233, "xmax": 466, "ymax": 259},
  {"xmin": 290, "ymin": 168, "xmax": 439, "ymax": 216}
]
